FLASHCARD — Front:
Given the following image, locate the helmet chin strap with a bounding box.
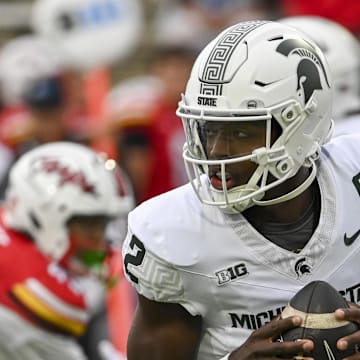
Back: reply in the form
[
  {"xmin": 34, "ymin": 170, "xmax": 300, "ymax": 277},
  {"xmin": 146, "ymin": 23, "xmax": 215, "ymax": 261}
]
[
  {"xmin": 253, "ymin": 157, "xmax": 317, "ymax": 207},
  {"xmin": 210, "ymin": 157, "xmax": 317, "ymax": 213},
  {"xmin": 210, "ymin": 166, "xmax": 265, "ymax": 214}
]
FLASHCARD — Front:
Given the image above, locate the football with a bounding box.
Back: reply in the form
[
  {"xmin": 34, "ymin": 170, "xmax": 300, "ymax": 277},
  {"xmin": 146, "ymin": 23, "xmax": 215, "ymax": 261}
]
[{"xmin": 279, "ymin": 280, "xmax": 359, "ymax": 359}]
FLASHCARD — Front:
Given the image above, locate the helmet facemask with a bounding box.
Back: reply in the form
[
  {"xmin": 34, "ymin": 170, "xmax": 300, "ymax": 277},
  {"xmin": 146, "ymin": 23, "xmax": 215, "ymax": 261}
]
[
  {"xmin": 178, "ymin": 95, "xmax": 330, "ymax": 214},
  {"xmin": 181, "ymin": 103, "xmax": 285, "ymax": 213}
]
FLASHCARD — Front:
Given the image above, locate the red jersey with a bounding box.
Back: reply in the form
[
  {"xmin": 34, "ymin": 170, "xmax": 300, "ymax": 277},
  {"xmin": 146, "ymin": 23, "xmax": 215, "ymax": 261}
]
[
  {"xmin": 0, "ymin": 211, "xmax": 89, "ymax": 337},
  {"xmin": 144, "ymin": 101, "xmax": 187, "ymax": 201},
  {"xmin": 107, "ymin": 76, "xmax": 188, "ymax": 203},
  {"xmin": 280, "ymin": 0, "xmax": 360, "ymax": 34}
]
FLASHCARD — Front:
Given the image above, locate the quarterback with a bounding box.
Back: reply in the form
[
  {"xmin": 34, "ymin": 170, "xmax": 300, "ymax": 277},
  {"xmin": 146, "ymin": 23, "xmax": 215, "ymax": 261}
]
[
  {"xmin": 0, "ymin": 142, "xmax": 133, "ymax": 360},
  {"xmin": 122, "ymin": 20, "xmax": 360, "ymax": 359}
]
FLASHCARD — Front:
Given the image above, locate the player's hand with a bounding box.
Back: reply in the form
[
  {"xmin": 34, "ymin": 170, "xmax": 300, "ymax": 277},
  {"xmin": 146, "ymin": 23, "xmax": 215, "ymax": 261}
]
[
  {"xmin": 228, "ymin": 316, "xmax": 314, "ymax": 360},
  {"xmin": 335, "ymin": 305, "xmax": 360, "ymax": 356}
]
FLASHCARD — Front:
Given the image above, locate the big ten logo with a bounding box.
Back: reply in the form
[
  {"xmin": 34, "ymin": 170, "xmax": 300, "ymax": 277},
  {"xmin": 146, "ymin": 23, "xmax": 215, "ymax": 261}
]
[
  {"xmin": 215, "ymin": 263, "xmax": 249, "ymax": 286},
  {"xmin": 57, "ymin": 0, "xmax": 126, "ymax": 31}
]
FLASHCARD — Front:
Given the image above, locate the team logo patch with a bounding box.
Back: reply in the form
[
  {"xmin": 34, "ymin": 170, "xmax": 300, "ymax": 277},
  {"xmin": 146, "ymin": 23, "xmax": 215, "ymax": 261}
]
[
  {"xmin": 294, "ymin": 257, "xmax": 312, "ymax": 278},
  {"xmin": 276, "ymin": 38, "xmax": 330, "ymax": 104},
  {"xmin": 215, "ymin": 262, "xmax": 249, "ymax": 286},
  {"xmin": 31, "ymin": 156, "xmax": 97, "ymax": 196}
]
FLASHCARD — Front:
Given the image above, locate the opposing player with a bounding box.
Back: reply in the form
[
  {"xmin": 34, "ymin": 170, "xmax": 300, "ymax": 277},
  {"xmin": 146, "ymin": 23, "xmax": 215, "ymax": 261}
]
[
  {"xmin": 122, "ymin": 20, "xmax": 360, "ymax": 359},
  {"xmin": 280, "ymin": 16, "xmax": 360, "ymax": 137},
  {"xmin": 0, "ymin": 142, "xmax": 133, "ymax": 359}
]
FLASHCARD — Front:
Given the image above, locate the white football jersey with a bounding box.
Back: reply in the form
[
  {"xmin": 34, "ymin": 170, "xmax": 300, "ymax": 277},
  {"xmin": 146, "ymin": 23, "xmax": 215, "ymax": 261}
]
[{"xmin": 123, "ymin": 134, "xmax": 360, "ymax": 359}]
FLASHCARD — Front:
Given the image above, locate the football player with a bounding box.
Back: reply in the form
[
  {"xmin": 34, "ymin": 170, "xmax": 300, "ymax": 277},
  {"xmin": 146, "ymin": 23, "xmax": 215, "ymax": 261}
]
[
  {"xmin": 122, "ymin": 20, "xmax": 360, "ymax": 359},
  {"xmin": 0, "ymin": 142, "xmax": 133, "ymax": 359},
  {"xmin": 280, "ymin": 16, "xmax": 360, "ymax": 137}
]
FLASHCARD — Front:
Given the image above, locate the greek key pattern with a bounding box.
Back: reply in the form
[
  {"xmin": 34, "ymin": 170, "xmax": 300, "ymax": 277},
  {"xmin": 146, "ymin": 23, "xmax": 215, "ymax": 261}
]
[
  {"xmin": 200, "ymin": 21, "xmax": 268, "ymax": 95},
  {"xmin": 129, "ymin": 250, "xmax": 184, "ymax": 302}
]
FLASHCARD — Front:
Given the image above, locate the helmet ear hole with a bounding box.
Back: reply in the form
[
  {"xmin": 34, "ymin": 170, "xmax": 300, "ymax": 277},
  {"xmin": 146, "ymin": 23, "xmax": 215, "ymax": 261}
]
[
  {"xmin": 281, "ymin": 107, "xmax": 297, "ymax": 123},
  {"xmin": 29, "ymin": 212, "xmax": 41, "ymax": 230}
]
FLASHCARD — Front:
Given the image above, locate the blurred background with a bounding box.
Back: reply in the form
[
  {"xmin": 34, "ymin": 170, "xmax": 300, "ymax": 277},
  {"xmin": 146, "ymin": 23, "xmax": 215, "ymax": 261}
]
[
  {"xmin": 0, "ymin": 0, "xmax": 358, "ymax": 206},
  {"xmin": 0, "ymin": 0, "xmax": 280, "ymax": 82},
  {"xmin": 0, "ymin": 1, "xmax": 359, "ymax": 359},
  {"xmin": 1, "ymin": 0, "xmax": 358, "ymax": 83}
]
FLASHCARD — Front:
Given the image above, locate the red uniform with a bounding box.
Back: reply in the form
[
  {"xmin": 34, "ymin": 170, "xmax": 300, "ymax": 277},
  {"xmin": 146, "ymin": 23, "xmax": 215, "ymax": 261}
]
[
  {"xmin": 141, "ymin": 101, "xmax": 187, "ymax": 201},
  {"xmin": 0, "ymin": 211, "xmax": 89, "ymax": 337},
  {"xmin": 280, "ymin": 0, "xmax": 360, "ymax": 34}
]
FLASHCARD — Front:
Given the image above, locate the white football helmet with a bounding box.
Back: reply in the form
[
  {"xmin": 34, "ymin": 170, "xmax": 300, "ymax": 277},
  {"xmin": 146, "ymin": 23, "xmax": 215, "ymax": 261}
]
[
  {"xmin": 176, "ymin": 20, "xmax": 333, "ymax": 213},
  {"xmin": 280, "ymin": 16, "xmax": 360, "ymax": 120},
  {"xmin": 3, "ymin": 142, "xmax": 134, "ymax": 261}
]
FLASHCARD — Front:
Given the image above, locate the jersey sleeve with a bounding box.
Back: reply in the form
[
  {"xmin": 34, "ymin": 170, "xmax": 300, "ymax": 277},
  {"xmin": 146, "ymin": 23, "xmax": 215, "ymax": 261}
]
[
  {"xmin": 122, "ymin": 228, "xmax": 185, "ymax": 304},
  {"xmin": 121, "ymin": 187, "xmax": 213, "ymax": 317}
]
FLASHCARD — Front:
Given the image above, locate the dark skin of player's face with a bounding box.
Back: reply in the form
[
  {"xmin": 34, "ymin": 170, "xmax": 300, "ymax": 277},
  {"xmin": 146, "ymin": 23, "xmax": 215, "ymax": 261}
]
[
  {"xmin": 68, "ymin": 216, "xmax": 107, "ymax": 249},
  {"xmin": 204, "ymin": 120, "xmax": 315, "ymax": 224},
  {"xmin": 205, "ymin": 120, "xmax": 267, "ymax": 188},
  {"xmin": 65, "ymin": 215, "xmax": 109, "ymax": 276}
]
